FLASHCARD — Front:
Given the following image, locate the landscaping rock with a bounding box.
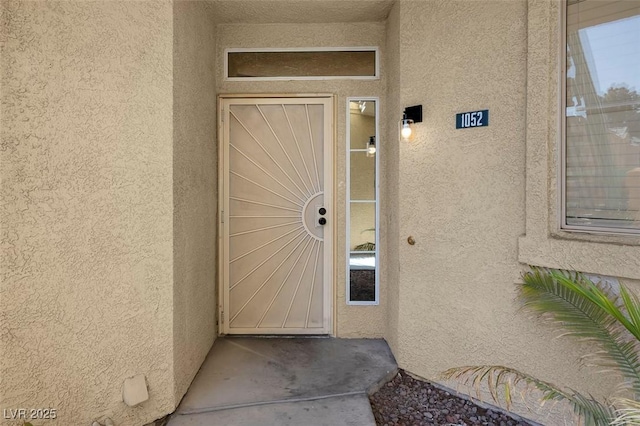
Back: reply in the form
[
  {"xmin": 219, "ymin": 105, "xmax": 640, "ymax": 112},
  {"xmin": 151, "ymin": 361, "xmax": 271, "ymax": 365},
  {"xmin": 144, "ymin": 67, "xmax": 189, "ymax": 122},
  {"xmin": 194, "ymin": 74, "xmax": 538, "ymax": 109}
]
[{"xmin": 369, "ymin": 370, "xmax": 535, "ymax": 426}]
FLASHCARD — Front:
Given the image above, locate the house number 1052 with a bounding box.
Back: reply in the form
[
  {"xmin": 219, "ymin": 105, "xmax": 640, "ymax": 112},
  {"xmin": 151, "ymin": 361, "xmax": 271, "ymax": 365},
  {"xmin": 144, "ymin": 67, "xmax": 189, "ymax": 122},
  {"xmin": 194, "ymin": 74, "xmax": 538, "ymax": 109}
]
[{"xmin": 456, "ymin": 109, "xmax": 489, "ymax": 129}]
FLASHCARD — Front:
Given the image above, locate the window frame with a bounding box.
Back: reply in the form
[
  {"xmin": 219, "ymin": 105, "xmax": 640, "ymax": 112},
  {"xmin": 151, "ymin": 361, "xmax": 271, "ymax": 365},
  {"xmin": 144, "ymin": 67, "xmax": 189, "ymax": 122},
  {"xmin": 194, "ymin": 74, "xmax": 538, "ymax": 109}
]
[
  {"xmin": 559, "ymin": 0, "xmax": 640, "ymax": 236},
  {"xmin": 345, "ymin": 97, "xmax": 380, "ymax": 306},
  {"xmin": 224, "ymin": 47, "xmax": 380, "ymax": 81},
  {"xmin": 518, "ymin": 0, "xmax": 640, "ymax": 281}
]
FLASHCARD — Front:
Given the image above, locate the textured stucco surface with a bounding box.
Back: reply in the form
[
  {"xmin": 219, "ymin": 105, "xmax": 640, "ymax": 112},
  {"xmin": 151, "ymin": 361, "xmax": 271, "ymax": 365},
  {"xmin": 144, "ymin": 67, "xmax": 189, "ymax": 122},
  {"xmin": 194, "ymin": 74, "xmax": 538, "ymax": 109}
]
[
  {"xmin": 172, "ymin": 1, "xmax": 218, "ymax": 404},
  {"xmin": 513, "ymin": 2, "xmax": 639, "ymax": 415},
  {"xmin": 209, "ymin": 0, "xmax": 394, "ymax": 24},
  {"xmin": 383, "ymin": 0, "xmax": 400, "ymax": 356},
  {"xmin": 518, "ymin": 0, "xmax": 640, "ymax": 281},
  {"xmin": 386, "ymin": 0, "xmax": 620, "ymax": 423},
  {"xmin": 1, "ymin": 1, "xmax": 176, "ymax": 425},
  {"xmin": 216, "ymin": 22, "xmax": 387, "ymax": 337},
  {"xmin": 3, "ymin": 1, "xmax": 636, "ymax": 424}
]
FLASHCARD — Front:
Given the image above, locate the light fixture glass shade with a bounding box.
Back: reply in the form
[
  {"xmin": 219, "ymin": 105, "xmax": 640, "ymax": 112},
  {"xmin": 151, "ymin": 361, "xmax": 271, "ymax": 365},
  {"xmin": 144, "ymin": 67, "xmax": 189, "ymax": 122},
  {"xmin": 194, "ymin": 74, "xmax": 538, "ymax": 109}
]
[
  {"xmin": 366, "ymin": 136, "xmax": 376, "ymax": 157},
  {"xmin": 399, "ymin": 118, "xmax": 414, "ymax": 141}
]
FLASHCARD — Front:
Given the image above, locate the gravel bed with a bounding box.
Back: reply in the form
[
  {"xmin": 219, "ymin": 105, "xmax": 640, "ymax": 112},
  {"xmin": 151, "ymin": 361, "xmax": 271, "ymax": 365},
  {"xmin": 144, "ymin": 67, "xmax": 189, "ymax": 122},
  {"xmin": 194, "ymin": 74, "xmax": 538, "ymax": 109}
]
[{"xmin": 369, "ymin": 370, "xmax": 536, "ymax": 426}]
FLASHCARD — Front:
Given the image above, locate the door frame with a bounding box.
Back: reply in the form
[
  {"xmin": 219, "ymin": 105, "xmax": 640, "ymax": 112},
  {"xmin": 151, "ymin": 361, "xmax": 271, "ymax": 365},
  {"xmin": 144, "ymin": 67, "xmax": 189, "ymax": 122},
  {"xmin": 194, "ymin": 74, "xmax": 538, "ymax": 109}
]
[{"xmin": 217, "ymin": 94, "xmax": 337, "ymax": 335}]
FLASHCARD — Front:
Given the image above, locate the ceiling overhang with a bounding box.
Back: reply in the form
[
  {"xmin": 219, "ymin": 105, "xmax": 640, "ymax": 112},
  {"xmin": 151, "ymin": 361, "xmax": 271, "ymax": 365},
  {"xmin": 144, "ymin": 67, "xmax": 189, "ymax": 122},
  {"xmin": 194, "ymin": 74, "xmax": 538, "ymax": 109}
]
[{"xmin": 207, "ymin": 0, "xmax": 395, "ymax": 24}]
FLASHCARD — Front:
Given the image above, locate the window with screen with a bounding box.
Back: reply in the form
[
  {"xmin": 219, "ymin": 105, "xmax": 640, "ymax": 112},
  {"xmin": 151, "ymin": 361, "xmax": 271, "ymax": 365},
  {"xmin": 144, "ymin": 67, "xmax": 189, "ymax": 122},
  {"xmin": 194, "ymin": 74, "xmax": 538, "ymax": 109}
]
[{"xmin": 564, "ymin": 0, "xmax": 640, "ymax": 233}]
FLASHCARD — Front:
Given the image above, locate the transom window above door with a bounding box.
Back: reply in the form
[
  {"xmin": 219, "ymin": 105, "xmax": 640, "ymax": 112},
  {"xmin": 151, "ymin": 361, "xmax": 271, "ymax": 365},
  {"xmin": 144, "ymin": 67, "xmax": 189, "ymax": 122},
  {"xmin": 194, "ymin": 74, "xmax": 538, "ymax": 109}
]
[{"xmin": 225, "ymin": 48, "xmax": 379, "ymax": 81}]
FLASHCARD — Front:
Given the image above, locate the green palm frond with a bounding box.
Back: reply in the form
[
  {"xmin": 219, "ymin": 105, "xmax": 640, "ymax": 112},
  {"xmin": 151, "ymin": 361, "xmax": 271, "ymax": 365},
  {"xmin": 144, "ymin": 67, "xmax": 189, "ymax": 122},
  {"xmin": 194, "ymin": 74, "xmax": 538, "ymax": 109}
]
[
  {"xmin": 443, "ymin": 268, "xmax": 640, "ymax": 425},
  {"xmin": 539, "ymin": 269, "xmax": 640, "ymax": 342},
  {"xmin": 441, "ymin": 365, "xmax": 615, "ymax": 425},
  {"xmin": 612, "ymin": 399, "xmax": 640, "ymax": 425},
  {"xmin": 520, "ymin": 268, "xmax": 640, "ymax": 397},
  {"xmin": 619, "ymin": 284, "xmax": 640, "ymax": 340}
]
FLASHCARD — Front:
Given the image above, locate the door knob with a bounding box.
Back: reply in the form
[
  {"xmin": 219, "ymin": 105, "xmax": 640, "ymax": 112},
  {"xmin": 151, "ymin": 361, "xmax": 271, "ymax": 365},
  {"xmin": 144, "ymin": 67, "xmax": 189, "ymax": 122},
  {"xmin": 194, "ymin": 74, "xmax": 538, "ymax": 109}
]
[
  {"xmin": 318, "ymin": 207, "xmax": 326, "ymax": 215},
  {"xmin": 318, "ymin": 217, "xmax": 327, "ymax": 226}
]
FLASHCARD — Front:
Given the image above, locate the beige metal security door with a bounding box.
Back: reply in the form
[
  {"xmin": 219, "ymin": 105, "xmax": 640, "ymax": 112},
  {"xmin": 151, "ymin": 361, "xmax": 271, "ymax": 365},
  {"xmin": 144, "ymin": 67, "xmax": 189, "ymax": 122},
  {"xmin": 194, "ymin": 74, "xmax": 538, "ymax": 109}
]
[{"xmin": 220, "ymin": 96, "xmax": 333, "ymax": 334}]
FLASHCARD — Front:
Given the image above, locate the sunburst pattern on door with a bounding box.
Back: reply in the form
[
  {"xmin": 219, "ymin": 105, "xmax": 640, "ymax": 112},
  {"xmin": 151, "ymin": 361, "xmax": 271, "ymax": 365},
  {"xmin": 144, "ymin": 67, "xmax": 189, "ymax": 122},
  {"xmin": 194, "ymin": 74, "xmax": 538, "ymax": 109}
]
[{"xmin": 222, "ymin": 98, "xmax": 333, "ymax": 334}]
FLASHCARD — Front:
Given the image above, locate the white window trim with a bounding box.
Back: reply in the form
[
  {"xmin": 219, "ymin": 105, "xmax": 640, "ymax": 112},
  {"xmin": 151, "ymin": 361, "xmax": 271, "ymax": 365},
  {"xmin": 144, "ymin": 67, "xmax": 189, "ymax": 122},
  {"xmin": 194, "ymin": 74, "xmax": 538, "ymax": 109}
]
[
  {"xmin": 558, "ymin": 0, "xmax": 640, "ymax": 236},
  {"xmin": 224, "ymin": 47, "xmax": 380, "ymax": 81},
  {"xmin": 346, "ymin": 97, "xmax": 380, "ymax": 306}
]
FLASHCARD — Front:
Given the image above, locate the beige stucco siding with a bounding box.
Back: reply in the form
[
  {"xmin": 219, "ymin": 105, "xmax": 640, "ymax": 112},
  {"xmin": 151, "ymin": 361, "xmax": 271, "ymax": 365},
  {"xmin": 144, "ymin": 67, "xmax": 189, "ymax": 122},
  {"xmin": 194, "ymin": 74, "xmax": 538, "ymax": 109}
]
[
  {"xmin": 216, "ymin": 22, "xmax": 387, "ymax": 338},
  {"xmin": 383, "ymin": 0, "xmax": 401, "ymax": 354},
  {"xmin": 388, "ymin": 0, "xmax": 619, "ymax": 423},
  {"xmin": 2, "ymin": 1, "xmax": 637, "ymax": 424},
  {"xmin": 1, "ymin": 1, "xmax": 175, "ymax": 425},
  {"xmin": 172, "ymin": 1, "xmax": 218, "ymax": 404},
  {"xmin": 392, "ymin": 0, "xmax": 526, "ymax": 372}
]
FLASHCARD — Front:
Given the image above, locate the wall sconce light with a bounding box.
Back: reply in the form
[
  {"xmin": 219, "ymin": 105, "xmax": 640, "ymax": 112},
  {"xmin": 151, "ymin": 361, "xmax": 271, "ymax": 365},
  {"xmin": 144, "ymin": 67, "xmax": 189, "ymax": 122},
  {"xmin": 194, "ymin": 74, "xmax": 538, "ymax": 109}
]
[
  {"xmin": 366, "ymin": 136, "xmax": 376, "ymax": 157},
  {"xmin": 399, "ymin": 105, "xmax": 423, "ymax": 141}
]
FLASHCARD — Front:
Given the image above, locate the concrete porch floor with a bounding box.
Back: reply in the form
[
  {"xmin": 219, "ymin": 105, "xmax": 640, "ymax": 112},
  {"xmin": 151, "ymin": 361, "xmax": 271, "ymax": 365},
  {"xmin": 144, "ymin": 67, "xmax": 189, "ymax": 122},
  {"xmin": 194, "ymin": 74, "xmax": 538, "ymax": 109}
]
[{"xmin": 167, "ymin": 337, "xmax": 397, "ymax": 426}]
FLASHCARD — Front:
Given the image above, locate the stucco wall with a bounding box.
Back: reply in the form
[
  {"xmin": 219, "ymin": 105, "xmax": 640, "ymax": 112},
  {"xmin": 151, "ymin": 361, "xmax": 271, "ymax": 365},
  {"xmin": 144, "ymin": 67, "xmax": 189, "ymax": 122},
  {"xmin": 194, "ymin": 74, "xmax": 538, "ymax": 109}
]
[
  {"xmin": 383, "ymin": 0, "xmax": 401, "ymax": 356},
  {"xmin": 172, "ymin": 1, "xmax": 218, "ymax": 404},
  {"xmin": 216, "ymin": 22, "xmax": 387, "ymax": 337},
  {"xmin": 389, "ymin": 0, "xmax": 619, "ymax": 423},
  {"xmin": 1, "ymin": 1, "xmax": 175, "ymax": 425},
  {"xmin": 514, "ymin": 0, "xmax": 638, "ymax": 417}
]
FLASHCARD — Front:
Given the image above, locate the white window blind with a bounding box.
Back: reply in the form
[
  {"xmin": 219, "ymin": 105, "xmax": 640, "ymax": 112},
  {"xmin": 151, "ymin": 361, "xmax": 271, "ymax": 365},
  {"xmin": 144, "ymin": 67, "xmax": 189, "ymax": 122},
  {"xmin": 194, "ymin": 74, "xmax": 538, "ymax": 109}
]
[{"xmin": 565, "ymin": 0, "xmax": 640, "ymax": 232}]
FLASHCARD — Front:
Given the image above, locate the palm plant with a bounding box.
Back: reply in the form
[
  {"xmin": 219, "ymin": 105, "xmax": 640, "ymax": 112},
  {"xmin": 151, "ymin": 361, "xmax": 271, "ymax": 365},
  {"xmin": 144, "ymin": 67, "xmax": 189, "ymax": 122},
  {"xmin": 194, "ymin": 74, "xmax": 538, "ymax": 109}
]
[
  {"xmin": 611, "ymin": 399, "xmax": 640, "ymax": 426},
  {"xmin": 441, "ymin": 267, "xmax": 640, "ymax": 426}
]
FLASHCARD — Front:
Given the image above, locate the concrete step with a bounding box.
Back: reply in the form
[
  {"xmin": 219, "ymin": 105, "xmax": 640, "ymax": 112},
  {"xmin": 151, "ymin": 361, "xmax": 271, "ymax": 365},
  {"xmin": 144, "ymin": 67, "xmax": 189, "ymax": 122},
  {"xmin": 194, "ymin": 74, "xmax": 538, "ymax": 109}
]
[
  {"xmin": 167, "ymin": 337, "xmax": 396, "ymax": 426},
  {"xmin": 168, "ymin": 394, "xmax": 376, "ymax": 426}
]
